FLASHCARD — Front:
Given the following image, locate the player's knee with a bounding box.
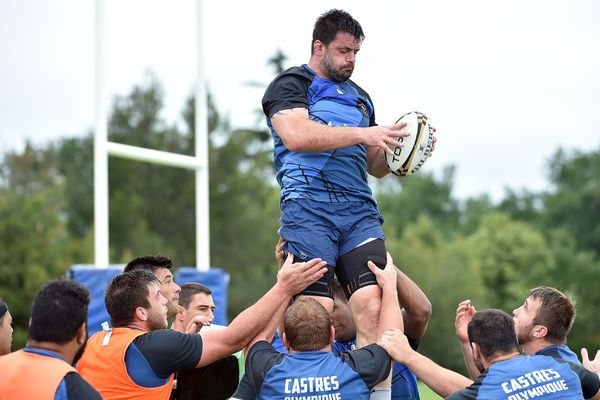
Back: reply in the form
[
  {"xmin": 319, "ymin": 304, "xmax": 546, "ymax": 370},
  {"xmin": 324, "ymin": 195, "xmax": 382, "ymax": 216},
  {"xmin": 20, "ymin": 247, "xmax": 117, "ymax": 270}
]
[{"xmin": 351, "ymin": 287, "xmax": 381, "ymax": 327}]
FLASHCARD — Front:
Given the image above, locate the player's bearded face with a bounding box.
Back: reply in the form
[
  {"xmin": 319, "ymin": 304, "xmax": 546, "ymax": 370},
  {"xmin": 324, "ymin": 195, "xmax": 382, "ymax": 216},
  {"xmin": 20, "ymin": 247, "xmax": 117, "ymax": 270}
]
[
  {"xmin": 72, "ymin": 331, "xmax": 89, "ymax": 366},
  {"xmin": 515, "ymin": 320, "xmax": 535, "ymax": 344},
  {"xmin": 321, "ymin": 46, "xmax": 354, "ymax": 82}
]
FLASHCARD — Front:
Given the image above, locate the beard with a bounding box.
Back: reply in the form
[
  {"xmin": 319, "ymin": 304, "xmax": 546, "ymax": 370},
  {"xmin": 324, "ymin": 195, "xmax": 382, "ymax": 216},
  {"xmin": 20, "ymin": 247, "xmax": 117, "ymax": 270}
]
[
  {"xmin": 515, "ymin": 322, "xmax": 535, "ymax": 344},
  {"xmin": 321, "ymin": 52, "xmax": 353, "ymax": 82},
  {"xmin": 167, "ymin": 300, "xmax": 179, "ymax": 319},
  {"xmin": 72, "ymin": 331, "xmax": 88, "ymax": 366},
  {"xmin": 147, "ymin": 308, "xmax": 168, "ymax": 331}
]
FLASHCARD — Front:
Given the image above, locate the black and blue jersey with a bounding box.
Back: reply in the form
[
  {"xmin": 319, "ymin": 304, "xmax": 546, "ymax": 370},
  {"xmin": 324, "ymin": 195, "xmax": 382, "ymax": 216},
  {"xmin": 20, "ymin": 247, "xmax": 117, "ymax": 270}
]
[
  {"xmin": 333, "ymin": 338, "xmax": 420, "ymax": 400},
  {"xmin": 536, "ymin": 345, "xmax": 581, "ymax": 365},
  {"xmin": 262, "ymin": 64, "xmax": 378, "ymax": 205},
  {"xmin": 446, "ymin": 354, "xmax": 599, "ymax": 400},
  {"xmin": 245, "ymin": 341, "xmax": 391, "ymax": 400}
]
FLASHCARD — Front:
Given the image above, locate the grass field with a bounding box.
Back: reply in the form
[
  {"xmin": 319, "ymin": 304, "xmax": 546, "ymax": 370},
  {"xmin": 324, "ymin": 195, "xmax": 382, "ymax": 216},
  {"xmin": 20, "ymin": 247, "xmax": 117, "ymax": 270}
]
[{"xmin": 418, "ymin": 381, "xmax": 443, "ymax": 400}]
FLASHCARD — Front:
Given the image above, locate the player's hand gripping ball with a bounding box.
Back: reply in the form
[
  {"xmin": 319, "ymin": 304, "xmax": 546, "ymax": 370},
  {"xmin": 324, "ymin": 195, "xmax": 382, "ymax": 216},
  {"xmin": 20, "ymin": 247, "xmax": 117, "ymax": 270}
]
[{"xmin": 385, "ymin": 111, "xmax": 434, "ymax": 176}]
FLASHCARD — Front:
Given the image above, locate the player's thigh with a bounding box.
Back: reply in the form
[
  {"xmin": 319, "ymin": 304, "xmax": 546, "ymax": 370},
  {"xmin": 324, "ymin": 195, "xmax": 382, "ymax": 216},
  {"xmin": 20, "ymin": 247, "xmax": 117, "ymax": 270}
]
[
  {"xmin": 292, "ymin": 255, "xmax": 336, "ymax": 303},
  {"xmin": 279, "ymin": 200, "xmax": 339, "ymax": 266},
  {"xmin": 336, "ymin": 238, "xmax": 386, "ymax": 299}
]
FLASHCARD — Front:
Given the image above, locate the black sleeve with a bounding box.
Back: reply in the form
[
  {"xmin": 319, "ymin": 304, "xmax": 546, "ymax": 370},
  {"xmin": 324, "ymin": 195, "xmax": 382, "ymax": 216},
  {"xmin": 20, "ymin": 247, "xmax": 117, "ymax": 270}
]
[
  {"xmin": 64, "ymin": 372, "xmax": 103, "ymax": 400},
  {"xmin": 446, "ymin": 386, "xmax": 477, "ymax": 400},
  {"xmin": 407, "ymin": 336, "xmax": 421, "ymax": 351},
  {"xmin": 246, "ymin": 340, "xmax": 286, "ymax": 395},
  {"xmin": 262, "ymin": 68, "xmax": 310, "ymax": 118},
  {"xmin": 335, "ymin": 343, "xmax": 392, "ymax": 390},
  {"xmin": 232, "ymin": 373, "xmax": 257, "ymax": 400},
  {"xmin": 567, "ymin": 361, "xmax": 600, "ymax": 398},
  {"xmin": 133, "ymin": 329, "xmax": 203, "ymax": 378}
]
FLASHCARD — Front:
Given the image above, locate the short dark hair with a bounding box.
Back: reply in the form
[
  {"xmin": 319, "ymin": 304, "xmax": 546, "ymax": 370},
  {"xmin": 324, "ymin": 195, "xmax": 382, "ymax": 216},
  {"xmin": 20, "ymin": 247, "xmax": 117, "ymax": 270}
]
[
  {"xmin": 105, "ymin": 269, "xmax": 161, "ymax": 327},
  {"xmin": 179, "ymin": 283, "xmax": 212, "ymax": 309},
  {"xmin": 468, "ymin": 309, "xmax": 519, "ymax": 360},
  {"xmin": 528, "ymin": 287, "xmax": 576, "ymax": 343},
  {"xmin": 284, "ymin": 297, "xmax": 331, "ymax": 351},
  {"xmin": 124, "ymin": 255, "xmax": 173, "ymax": 274},
  {"xmin": 312, "ymin": 9, "xmax": 365, "ymax": 55},
  {"xmin": 0, "ymin": 298, "xmax": 8, "ymax": 326},
  {"xmin": 29, "ymin": 278, "xmax": 90, "ymax": 344}
]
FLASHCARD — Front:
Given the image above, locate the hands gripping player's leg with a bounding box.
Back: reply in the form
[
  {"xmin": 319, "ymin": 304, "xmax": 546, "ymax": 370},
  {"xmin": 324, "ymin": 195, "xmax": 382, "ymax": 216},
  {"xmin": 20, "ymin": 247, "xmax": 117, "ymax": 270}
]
[{"xmin": 338, "ymin": 239, "xmax": 392, "ymax": 399}]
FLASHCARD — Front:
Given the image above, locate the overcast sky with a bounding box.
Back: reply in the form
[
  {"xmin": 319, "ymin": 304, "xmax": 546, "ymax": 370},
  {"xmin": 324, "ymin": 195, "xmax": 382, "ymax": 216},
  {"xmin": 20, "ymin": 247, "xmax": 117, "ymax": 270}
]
[{"xmin": 1, "ymin": 0, "xmax": 598, "ymax": 200}]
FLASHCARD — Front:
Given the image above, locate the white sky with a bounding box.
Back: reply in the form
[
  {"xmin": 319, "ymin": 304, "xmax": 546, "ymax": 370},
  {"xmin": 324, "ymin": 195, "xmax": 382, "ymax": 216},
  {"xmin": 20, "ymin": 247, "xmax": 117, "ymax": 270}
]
[{"xmin": 1, "ymin": 0, "xmax": 599, "ymax": 200}]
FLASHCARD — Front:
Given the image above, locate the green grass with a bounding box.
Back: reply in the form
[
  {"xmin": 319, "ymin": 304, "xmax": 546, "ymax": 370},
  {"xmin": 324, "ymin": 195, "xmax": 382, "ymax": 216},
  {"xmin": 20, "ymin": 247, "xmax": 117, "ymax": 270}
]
[{"xmin": 418, "ymin": 381, "xmax": 443, "ymax": 400}]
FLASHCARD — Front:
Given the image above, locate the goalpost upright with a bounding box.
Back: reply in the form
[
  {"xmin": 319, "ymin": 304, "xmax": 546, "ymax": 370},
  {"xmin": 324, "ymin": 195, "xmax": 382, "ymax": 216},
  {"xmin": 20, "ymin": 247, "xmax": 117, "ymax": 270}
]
[{"xmin": 93, "ymin": 0, "xmax": 210, "ymax": 271}]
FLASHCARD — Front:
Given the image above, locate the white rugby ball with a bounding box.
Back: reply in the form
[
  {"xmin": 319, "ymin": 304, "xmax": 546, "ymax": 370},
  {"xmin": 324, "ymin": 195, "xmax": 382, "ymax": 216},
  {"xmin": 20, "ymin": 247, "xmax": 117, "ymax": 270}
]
[{"xmin": 384, "ymin": 111, "xmax": 434, "ymax": 176}]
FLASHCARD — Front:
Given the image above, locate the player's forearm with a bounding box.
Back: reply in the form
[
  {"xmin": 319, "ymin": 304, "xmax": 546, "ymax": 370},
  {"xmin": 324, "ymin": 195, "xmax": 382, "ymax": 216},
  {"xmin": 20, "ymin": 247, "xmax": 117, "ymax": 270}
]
[
  {"xmin": 247, "ymin": 298, "xmax": 289, "ymax": 350},
  {"xmin": 403, "ymin": 351, "xmax": 472, "ymax": 397},
  {"xmin": 274, "ymin": 115, "xmax": 364, "ymax": 152},
  {"xmin": 396, "ymin": 268, "xmax": 432, "ymax": 339},
  {"xmin": 223, "ymin": 284, "xmax": 290, "ymax": 350},
  {"xmin": 377, "ymin": 285, "xmax": 404, "ymax": 338},
  {"xmin": 460, "ymin": 340, "xmax": 483, "ymax": 379}
]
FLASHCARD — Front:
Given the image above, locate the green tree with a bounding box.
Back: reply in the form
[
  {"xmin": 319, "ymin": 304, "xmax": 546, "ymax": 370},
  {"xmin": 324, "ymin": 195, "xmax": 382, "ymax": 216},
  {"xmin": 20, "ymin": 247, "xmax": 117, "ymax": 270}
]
[
  {"xmin": 467, "ymin": 213, "xmax": 551, "ymax": 311},
  {"xmin": 386, "ymin": 216, "xmax": 483, "ymax": 372},
  {"xmin": 0, "ymin": 144, "xmax": 92, "ymax": 349},
  {"xmin": 543, "ymin": 148, "xmax": 600, "ymax": 256},
  {"xmin": 376, "ymin": 166, "xmax": 460, "ymax": 239}
]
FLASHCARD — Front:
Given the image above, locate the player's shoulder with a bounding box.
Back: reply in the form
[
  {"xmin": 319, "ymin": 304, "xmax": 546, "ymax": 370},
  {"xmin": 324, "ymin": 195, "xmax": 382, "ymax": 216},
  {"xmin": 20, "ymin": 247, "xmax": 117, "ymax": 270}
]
[
  {"xmin": 133, "ymin": 329, "xmax": 201, "ymax": 353},
  {"xmin": 447, "ymin": 370, "xmax": 488, "ymax": 400},
  {"xmin": 537, "ymin": 345, "xmax": 580, "ymax": 364},
  {"xmin": 347, "ymin": 78, "xmax": 372, "ymax": 98},
  {"xmin": 269, "ymin": 65, "xmax": 314, "ymax": 87},
  {"xmin": 64, "ymin": 372, "xmax": 103, "ymax": 400}
]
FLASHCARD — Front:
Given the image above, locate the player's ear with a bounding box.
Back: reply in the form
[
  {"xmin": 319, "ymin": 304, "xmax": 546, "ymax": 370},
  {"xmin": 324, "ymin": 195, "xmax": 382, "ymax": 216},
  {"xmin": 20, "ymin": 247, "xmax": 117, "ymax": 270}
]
[
  {"xmin": 313, "ymin": 40, "xmax": 324, "ymax": 56},
  {"xmin": 471, "ymin": 342, "xmax": 481, "ymax": 360},
  {"xmin": 533, "ymin": 324, "xmax": 548, "ymax": 339},
  {"xmin": 176, "ymin": 305, "xmax": 185, "ymax": 321},
  {"xmin": 77, "ymin": 323, "xmax": 87, "ymax": 345},
  {"xmin": 136, "ymin": 306, "xmax": 148, "ymax": 321},
  {"xmin": 329, "ymin": 325, "xmax": 335, "ymax": 344},
  {"xmin": 282, "ymin": 332, "xmax": 291, "ymax": 351}
]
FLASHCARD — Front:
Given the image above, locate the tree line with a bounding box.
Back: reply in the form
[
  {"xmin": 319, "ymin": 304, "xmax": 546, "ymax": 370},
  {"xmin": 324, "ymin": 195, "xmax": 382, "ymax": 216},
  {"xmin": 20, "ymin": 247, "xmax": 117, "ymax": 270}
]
[{"xmin": 1, "ymin": 70, "xmax": 599, "ymax": 373}]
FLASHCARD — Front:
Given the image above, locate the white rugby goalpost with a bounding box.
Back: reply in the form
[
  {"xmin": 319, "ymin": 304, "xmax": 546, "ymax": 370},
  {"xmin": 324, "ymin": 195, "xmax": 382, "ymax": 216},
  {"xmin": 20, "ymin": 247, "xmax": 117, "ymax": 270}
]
[{"xmin": 93, "ymin": 0, "xmax": 210, "ymax": 271}]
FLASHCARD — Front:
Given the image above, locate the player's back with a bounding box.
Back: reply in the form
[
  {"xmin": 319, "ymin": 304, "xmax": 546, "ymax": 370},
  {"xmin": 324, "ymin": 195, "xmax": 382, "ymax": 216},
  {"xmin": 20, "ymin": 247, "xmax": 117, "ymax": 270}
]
[{"xmin": 447, "ymin": 355, "xmax": 584, "ymax": 400}]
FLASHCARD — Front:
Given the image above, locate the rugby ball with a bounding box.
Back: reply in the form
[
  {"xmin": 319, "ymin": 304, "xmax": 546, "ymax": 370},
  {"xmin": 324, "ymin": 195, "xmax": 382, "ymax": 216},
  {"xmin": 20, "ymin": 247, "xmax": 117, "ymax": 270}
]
[{"xmin": 384, "ymin": 111, "xmax": 434, "ymax": 176}]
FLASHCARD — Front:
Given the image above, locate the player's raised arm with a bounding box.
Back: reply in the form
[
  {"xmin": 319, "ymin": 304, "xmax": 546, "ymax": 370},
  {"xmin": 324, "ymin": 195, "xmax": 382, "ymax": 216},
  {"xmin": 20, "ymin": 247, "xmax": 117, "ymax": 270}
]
[
  {"xmin": 197, "ymin": 256, "xmax": 327, "ymax": 367},
  {"xmin": 271, "ymin": 108, "xmax": 408, "ymax": 154}
]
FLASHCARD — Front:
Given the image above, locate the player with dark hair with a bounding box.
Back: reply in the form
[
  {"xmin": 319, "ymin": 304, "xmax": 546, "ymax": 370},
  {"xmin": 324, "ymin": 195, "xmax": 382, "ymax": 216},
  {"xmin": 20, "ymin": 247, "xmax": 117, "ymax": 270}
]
[
  {"xmin": 263, "ymin": 11, "xmax": 437, "ymax": 398},
  {"xmin": 456, "ymin": 287, "xmax": 591, "ymax": 379},
  {"xmin": 171, "ymin": 282, "xmax": 215, "ymax": 333},
  {"xmin": 0, "ymin": 297, "xmax": 12, "ymax": 356},
  {"xmin": 379, "ymin": 309, "xmax": 600, "ymax": 399},
  {"xmin": 125, "ymin": 254, "xmax": 181, "ymax": 318},
  {"xmin": 0, "ymin": 279, "xmax": 102, "ymax": 399},
  {"xmin": 170, "ymin": 282, "xmax": 238, "ymax": 400},
  {"xmin": 78, "ymin": 255, "xmax": 327, "ymax": 400}
]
